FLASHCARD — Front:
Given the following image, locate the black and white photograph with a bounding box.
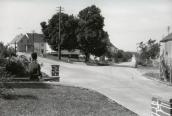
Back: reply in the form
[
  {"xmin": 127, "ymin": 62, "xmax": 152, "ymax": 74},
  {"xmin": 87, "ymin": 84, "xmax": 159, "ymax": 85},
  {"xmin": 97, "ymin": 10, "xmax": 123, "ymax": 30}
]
[{"xmin": 0, "ymin": 0, "xmax": 172, "ymax": 116}]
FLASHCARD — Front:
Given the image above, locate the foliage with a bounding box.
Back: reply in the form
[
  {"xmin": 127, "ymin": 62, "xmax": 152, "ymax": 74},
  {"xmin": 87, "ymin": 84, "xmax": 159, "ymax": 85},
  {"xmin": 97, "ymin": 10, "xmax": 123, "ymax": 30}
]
[
  {"xmin": 0, "ymin": 42, "xmax": 15, "ymax": 58},
  {"xmin": 77, "ymin": 5, "xmax": 110, "ymax": 61},
  {"xmin": 6, "ymin": 56, "xmax": 30, "ymax": 77},
  {"xmin": 40, "ymin": 13, "xmax": 79, "ymax": 51},
  {"xmin": 116, "ymin": 50, "xmax": 132, "ymax": 62},
  {"xmin": 138, "ymin": 39, "xmax": 160, "ymax": 60},
  {"xmin": 0, "ymin": 42, "xmax": 15, "ymax": 94},
  {"xmin": 41, "ymin": 5, "xmax": 110, "ymax": 62},
  {"xmin": 0, "ymin": 58, "xmax": 8, "ymax": 67}
]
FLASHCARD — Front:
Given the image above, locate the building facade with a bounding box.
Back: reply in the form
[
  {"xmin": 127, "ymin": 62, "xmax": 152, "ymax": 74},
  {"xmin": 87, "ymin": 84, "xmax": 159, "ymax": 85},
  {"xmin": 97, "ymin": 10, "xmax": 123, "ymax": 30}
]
[
  {"xmin": 10, "ymin": 33, "xmax": 47, "ymax": 54},
  {"xmin": 160, "ymin": 33, "xmax": 172, "ymax": 82},
  {"xmin": 160, "ymin": 33, "xmax": 172, "ymax": 64}
]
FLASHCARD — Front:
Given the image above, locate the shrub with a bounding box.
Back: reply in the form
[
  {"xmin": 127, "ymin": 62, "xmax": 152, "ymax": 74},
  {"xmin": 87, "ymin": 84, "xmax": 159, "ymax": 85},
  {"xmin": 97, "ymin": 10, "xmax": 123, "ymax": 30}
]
[
  {"xmin": 6, "ymin": 56, "xmax": 29, "ymax": 77},
  {"xmin": 0, "ymin": 58, "xmax": 8, "ymax": 67},
  {"xmin": 0, "ymin": 42, "xmax": 15, "ymax": 58},
  {"xmin": 116, "ymin": 50, "xmax": 133, "ymax": 62}
]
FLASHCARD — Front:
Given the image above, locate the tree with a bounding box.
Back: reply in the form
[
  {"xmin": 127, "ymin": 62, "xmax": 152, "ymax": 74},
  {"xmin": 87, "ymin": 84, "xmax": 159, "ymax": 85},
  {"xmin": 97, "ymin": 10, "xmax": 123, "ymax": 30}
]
[
  {"xmin": 147, "ymin": 39, "xmax": 160, "ymax": 59},
  {"xmin": 138, "ymin": 39, "xmax": 160, "ymax": 60},
  {"xmin": 77, "ymin": 5, "xmax": 109, "ymax": 62},
  {"xmin": 138, "ymin": 41, "xmax": 149, "ymax": 60},
  {"xmin": 40, "ymin": 13, "xmax": 79, "ymax": 52},
  {"xmin": 115, "ymin": 49, "xmax": 133, "ymax": 62},
  {"xmin": 0, "ymin": 42, "xmax": 15, "ymax": 58}
]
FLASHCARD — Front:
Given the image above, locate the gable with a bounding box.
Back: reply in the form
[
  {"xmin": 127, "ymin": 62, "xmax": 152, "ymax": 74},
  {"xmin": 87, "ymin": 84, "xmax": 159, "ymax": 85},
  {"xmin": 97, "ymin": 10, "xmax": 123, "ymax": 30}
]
[
  {"xmin": 160, "ymin": 33, "xmax": 172, "ymax": 42},
  {"xmin": 26, "ymin": 33, "xmax": 45, "ymax": 43},
  {"xmin": 10, "ymin": 34, "xmax": 24, "ymax": 44}
]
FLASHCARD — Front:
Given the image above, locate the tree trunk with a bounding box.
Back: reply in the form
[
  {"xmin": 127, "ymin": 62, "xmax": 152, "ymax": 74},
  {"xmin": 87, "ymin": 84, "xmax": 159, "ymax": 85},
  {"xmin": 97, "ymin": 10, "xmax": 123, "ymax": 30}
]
[{"xmin": 85, "ymin": 53, "xmax": 90, "ymax": 62}]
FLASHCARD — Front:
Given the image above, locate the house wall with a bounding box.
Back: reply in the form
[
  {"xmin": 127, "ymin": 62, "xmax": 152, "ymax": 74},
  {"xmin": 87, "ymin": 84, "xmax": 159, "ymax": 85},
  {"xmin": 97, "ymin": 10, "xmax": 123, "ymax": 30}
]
[
  {"xmin": 22, "ymin": 35, "xmax": 34, "ymax": 53},
  {"xmin": 165, "ymin": 41, "xmax": 172, "ymax": 59},
  {"xmin": 17, "ymin": 37, "xmax": 27, "ymax": 52},
  {"xmin": 162, "ymin": 41, "xmax": 172, "ymax": 65},
  {"xmin": 34, "ymin": 42, "xmax": 46, "ymax": 54},
  {"xmin": 45, "ymin": 43, "xmax": 56, "ymax": 53}
]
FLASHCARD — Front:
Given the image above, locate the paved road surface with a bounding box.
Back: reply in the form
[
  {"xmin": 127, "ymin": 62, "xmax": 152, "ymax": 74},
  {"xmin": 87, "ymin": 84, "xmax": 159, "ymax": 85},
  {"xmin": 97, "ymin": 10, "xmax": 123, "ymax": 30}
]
[{"xmin": 20, "ymin": 53, "xmax": 172, "ymax": 116}]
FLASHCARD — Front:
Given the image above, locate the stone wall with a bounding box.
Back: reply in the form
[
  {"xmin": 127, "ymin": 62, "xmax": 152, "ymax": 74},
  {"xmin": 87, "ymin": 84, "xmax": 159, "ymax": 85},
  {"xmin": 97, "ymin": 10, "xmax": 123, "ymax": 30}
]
[{"xmin": 151, "ymin": 97, "xmax": 172, "ymax": 116}]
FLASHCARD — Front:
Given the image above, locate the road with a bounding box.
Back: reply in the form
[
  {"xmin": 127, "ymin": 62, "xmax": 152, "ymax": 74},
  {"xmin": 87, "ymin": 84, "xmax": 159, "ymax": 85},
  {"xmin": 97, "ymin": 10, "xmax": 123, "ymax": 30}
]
[{"xmin": 19, "ymin": 53, "xmax": 172, "ymax": 116}]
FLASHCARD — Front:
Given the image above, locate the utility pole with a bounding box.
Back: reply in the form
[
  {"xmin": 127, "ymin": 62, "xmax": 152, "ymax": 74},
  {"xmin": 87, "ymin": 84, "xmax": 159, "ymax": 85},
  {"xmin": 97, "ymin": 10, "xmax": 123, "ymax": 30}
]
[
  {"xmin": 32, "ymin": 30, "xmax": 35, "ymax": 53},
  {"xmin": 14, "ymin": 41, "xmax": 17, "ymax": 55},
  {"xmin": 167, "ymin": 26, "xmax": 170, "ymax": 35},
  {"xmin": 93, "ymin": 0, "xmax": 96, "ymax": 5},
  {"xmin": 57, "ymin": 6, "xmax": 64, "ymax": 60}
]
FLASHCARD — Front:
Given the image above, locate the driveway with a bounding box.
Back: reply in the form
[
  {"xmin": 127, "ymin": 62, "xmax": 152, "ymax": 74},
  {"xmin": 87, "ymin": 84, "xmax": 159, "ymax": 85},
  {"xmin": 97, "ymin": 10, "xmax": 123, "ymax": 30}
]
[{"xmin": 19, "ymin": 53, "xmax": 172, "ymax": 116}]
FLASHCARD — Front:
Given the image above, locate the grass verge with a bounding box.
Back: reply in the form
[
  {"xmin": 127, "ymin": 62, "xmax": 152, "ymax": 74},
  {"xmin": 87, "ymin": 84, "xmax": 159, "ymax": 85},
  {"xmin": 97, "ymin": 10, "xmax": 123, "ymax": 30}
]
[
  {"xmin": 0, "ymin": 83, "xmax": 138, "ymax": 116},
  {"xmin": 137, "ymin": 65, "xmax": 161, "ymax": 80}
]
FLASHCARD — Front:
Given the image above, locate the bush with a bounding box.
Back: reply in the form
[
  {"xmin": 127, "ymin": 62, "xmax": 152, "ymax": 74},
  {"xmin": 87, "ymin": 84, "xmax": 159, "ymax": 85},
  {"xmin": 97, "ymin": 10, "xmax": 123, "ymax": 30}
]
[
  {"xmin": 6, "ymin": 56, "xmax": 29, "ymax": 77},
  {"xmin": 0, "ymin": 42, "xmax": 15, "ymax": 58},
  {"xmin": 116, "ymin": 50, "xmax": 133, "ymax": 62},
  {"xmin": 0, "ymin": 58, "xmax": 8, "ymax": 67}
]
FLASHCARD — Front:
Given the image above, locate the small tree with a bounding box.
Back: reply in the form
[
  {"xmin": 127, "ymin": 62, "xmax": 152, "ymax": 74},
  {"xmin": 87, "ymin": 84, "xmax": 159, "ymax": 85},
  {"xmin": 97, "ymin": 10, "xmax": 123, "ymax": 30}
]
[
  {"xmin": 147, "ymin": 39, "xmax": 160, "ymax": 59},
  {"xmin": 137, "ymin": 39, "xmax": 160, "ymax": 65}
]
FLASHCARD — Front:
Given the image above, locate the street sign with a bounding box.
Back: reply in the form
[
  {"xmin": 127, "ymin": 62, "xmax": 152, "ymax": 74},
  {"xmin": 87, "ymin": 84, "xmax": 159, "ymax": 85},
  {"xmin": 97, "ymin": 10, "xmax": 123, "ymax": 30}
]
[{"xmin": 51, "ymin": 65, "xmax": 59, "ymax": 77}]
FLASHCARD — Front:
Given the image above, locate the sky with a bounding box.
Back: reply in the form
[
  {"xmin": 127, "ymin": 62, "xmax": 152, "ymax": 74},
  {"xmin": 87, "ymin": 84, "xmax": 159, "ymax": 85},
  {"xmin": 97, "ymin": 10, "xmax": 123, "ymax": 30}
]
[{"xmin": 0, "ymin": 0, "xmax": 172, "ymax": 51}]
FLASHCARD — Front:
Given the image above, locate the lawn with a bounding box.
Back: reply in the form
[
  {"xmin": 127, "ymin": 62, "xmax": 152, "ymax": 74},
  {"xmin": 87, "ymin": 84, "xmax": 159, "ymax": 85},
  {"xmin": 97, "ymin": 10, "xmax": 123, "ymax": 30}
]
[
  {"xmin": 137, "ymin": 65, "xmax": 160, "ymax": 80},
  {"xmin": 0, "ymin": 83, "xmax": 138, "ymax": 116}
]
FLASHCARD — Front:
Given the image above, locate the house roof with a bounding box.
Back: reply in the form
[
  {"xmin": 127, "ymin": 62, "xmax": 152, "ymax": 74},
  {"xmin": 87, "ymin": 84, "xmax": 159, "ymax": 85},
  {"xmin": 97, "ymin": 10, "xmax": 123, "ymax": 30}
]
[
  {"xmin": 107, "ymin": 42, "xmax": 118, "ymax": 53},
  {"xmin": 10, "ymin": 34, "xmax": 24, "ymax": 44},
  {"xmin": 26, "ymin": 33, "xmax": 44, "ymax": 42},
  {"xmin": 160, "ymin": 33, "xmax": 172, "ymax": 42}
]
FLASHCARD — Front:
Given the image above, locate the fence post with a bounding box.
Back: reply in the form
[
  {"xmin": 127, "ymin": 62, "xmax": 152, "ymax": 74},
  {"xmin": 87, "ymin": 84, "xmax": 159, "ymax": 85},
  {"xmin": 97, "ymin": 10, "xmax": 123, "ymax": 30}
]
[{"xmin": 151, "ymin": 97, "xmax": 172, "ymax": 116}]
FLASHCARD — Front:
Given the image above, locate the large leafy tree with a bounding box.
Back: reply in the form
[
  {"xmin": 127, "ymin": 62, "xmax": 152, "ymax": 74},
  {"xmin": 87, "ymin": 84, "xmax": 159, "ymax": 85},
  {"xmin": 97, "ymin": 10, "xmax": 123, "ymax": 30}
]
[
  {"xmin": 77, "ymin": 5, "xmax": 110, "ymax": 62},
  {"xmin": 40, "ymin": 13, "xmax": 79, "ymax": 52}
]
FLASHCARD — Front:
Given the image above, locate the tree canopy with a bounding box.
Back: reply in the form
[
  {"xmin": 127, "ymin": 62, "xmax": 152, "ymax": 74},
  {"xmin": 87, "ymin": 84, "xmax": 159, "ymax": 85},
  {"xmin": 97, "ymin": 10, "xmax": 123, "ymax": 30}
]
[
  {"xmin": 40, "ymin": 5, "xmax": 111, "ymax": 62},
  {"xmin": 40, "ymin": 13, "xmax": 79, "ymax": 51},
  {"xmin": 137, "ymin": 39, "xmax": 160, "ymax": 60},
  {"xmin": 77, "ymin": 5, "xmax": 110, "ymax": 61}
]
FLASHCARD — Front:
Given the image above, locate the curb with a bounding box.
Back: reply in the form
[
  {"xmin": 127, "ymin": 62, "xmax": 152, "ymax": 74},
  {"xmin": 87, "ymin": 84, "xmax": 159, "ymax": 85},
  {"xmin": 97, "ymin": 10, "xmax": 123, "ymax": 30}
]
[{"xmin": 144, "ymin": 75, "xmax": 172, "ymax": 86}]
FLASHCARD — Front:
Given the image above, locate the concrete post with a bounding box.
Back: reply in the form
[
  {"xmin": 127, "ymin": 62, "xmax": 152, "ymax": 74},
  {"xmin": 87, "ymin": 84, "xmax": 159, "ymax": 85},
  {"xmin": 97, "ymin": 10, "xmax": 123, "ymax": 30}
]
[{"xmin": 151, "ymin": 97, "xmax": 172, "ymax": 116}]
